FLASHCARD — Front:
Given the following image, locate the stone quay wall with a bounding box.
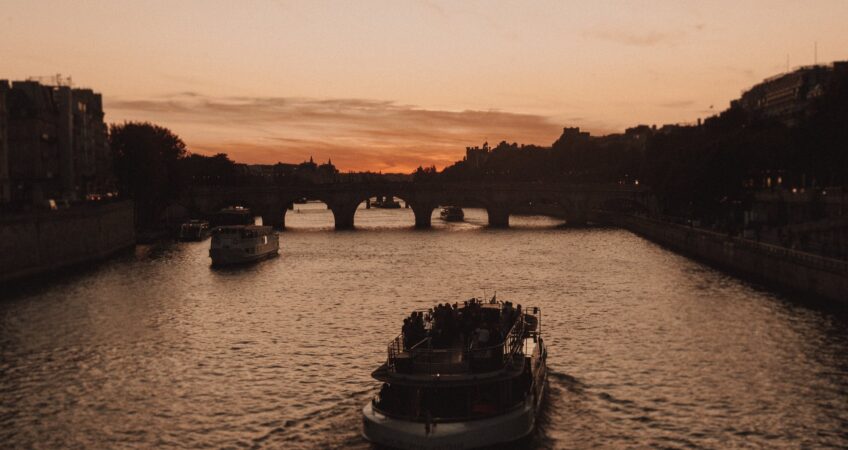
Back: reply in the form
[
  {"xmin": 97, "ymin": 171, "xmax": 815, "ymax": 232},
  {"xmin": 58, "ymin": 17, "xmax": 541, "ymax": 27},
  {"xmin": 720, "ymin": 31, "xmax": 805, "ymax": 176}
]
[
  {"xmin": 0, "ymin": 200, "xmax": 135, "ymax": 283},
  {"xmin": 611, "ymin": 214, "xmax": 847, "ymax": 303}
]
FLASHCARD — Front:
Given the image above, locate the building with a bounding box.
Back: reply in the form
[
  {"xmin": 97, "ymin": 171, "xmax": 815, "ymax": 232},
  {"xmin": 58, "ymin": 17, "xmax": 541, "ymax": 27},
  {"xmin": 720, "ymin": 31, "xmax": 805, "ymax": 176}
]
[
  {"xmin": 737, "ymin": 61, "xmax": 848, "ymax": 125},
  {"xmin": 0, "ymin": 81, "xmax": 9, "ymax": 203},
  {"xmin": 465, "ymin": 142, "xmax": 491, "ymax": 169},
  {"xmin": 0, "ymin": 78, "xmax": 111, "ymax": 207},
  {"xmin": 551, "ymin": 127, "xmax": 591, "ymax": 151},
  {"xmin": 71, "ymin": 88, "xmax": 111, "ymax": 197},
  {"xmin": 4, "ymin": 80, "xmax": 62, "ymax": 206},
  {"xmin": 234, "ymin": 162, "xmax": 299, "ymax": 183}
]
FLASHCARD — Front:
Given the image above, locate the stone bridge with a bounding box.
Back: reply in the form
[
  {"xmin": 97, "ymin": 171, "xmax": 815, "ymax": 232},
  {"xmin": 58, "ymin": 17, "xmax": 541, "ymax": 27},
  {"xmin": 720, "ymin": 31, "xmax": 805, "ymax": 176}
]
[{"xmin": 181, "ymin": 182, "xmax": 654, "ymax": 230}]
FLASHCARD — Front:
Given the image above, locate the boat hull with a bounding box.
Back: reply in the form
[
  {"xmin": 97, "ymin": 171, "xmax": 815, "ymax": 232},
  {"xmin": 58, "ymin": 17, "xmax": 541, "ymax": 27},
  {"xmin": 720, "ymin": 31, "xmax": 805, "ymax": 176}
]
[
  {"xmin": 209, "ymin": 226, "xmax": 279, "ymax": 266},
  {"xmin": 363, "ymin": 398, "xmax": 536, "ymax": 450},
  {"xmin": 209, "ymin": 246, "xmax": 278, "ymax": 266}
]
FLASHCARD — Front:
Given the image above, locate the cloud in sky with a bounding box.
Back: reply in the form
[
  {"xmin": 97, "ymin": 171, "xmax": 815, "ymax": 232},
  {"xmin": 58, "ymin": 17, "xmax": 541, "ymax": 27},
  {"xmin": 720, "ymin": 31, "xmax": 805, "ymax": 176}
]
[
  {"xmin": 106, "ymin": 93, "xmax": 563, "ymax": 173},
  {"xmin": 657, "ymin": 100, "xmax": 696, "ymax": 108},
  {"xmin": 582, "ymin": 27, "xmax": 687, "ymax": 47}
]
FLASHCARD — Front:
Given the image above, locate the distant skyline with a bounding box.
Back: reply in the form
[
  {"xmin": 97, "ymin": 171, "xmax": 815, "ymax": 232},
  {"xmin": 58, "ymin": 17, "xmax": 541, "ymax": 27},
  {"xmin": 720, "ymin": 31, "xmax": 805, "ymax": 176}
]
[{"xmin": 2, "ymin": 0, "xmax": 848, "ymax": 172}]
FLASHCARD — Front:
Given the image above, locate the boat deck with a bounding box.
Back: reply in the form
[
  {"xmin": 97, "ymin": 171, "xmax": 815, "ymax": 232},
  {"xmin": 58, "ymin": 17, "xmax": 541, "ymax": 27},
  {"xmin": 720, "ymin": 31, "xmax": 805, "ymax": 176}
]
[{"xmin": 382, "ymin": 300, "xmax": 541, "ymax": 381}]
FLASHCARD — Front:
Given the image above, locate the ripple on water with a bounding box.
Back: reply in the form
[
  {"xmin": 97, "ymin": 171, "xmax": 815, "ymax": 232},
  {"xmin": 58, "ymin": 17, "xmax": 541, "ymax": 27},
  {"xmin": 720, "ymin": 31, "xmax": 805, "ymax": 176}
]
[{"xmin": 1, "ymin": 207, "xmax": 847, "ymax": 449}]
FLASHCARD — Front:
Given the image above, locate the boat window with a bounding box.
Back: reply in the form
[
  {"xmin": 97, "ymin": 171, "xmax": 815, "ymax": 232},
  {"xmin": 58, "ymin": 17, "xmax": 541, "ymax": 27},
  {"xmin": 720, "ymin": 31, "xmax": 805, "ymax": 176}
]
[{"xmin": 375, "ymin": 379, "xmax": 528, "ymax": 420}]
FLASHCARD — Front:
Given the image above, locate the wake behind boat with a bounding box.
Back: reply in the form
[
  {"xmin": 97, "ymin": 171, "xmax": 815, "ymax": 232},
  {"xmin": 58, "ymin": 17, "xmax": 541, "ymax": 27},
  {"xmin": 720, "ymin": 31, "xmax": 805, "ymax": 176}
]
[{"xmin": 362, "ymin": 297, "xmax": 546, "ymax": 449}]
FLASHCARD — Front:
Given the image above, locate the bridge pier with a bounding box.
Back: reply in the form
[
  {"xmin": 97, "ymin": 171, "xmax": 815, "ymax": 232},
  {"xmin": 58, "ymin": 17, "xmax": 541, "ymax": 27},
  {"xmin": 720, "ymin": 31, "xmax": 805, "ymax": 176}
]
[
  {"xmin": 261, "ymin": 211, "xmax": 285, "ymax": 230},
  {"xmin": 410, "ymin": 202, "xmax": 436, "ymax": 229},
  {"xmin": 329, "ymin": 202, "xmax": 358, "ymax": 230},
  {"xmin": 486, "ymin": 206, "xmax": 510, "ymax": 228},
  {"xmin": 568, "ymin": 212, "xmax": 588, "ymax": 226},
  {"xmin": 567, "ymin": 199, "xmax": 589, "ymax": 226}
]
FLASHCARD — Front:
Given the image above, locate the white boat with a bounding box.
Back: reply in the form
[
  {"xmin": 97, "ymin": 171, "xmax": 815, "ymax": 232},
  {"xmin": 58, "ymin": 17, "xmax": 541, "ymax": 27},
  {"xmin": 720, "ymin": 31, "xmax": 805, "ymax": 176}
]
[
  {"xmin": 209, "ymin": 225, "xmax": 279, "ymax": 265},
  {"xmin": 363, "ymin": 298, "xmax": 547, "ymax": 449}
]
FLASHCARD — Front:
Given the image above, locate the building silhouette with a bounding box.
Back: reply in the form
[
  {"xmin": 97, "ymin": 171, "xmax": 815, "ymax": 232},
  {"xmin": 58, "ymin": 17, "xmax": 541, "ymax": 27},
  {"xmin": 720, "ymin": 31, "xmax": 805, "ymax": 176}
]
[
  {"xmin": 0, "ymin": 82, "xmax": 9, "ymax": 203},
  {"xmin": 736, "ymin": 61, "xmax": 848, "ymax": 124},
  {"xmin": 0, "ymin": 79, "xmax": 112, "ymax": 207}
]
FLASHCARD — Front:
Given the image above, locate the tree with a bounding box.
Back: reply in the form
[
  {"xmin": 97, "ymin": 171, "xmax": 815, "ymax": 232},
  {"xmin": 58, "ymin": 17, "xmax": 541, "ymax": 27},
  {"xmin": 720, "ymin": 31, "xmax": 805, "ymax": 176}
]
[
  {"xmin": 413, "ymin": 165, "xmax": 438, "ymax": 182},
  {"xmin": 179, "ymin": 153, "xmax": 236, "ymax": 186},
  {"xmin": 109, "ymin": 122, "xmax": 187, "ymax": 228}
]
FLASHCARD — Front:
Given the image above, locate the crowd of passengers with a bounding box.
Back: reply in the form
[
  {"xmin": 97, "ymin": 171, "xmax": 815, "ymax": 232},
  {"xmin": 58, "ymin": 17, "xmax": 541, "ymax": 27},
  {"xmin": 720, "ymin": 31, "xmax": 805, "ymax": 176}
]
[{"xmin": 401, "ymin": 298, "xmax": 523, "ymax": 351}]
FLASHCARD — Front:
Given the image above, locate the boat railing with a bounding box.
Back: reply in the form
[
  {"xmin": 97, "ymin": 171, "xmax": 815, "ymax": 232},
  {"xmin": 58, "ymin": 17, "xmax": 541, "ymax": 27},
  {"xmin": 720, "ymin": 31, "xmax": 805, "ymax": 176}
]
[
  {"xmin": 386, "ymin": 308, "xmax": 539, "ymax": 376},
  {"xmin": 371, "ymin": 392, "xmax": 528, "ymax": 424}
]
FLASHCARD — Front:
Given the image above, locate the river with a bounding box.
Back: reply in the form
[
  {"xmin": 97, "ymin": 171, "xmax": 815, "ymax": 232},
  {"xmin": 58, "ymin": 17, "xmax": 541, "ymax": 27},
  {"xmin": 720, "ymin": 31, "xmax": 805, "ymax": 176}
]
[{"xmin": 1, "ymin": 203, "xmax": 847, "ymax": 449}]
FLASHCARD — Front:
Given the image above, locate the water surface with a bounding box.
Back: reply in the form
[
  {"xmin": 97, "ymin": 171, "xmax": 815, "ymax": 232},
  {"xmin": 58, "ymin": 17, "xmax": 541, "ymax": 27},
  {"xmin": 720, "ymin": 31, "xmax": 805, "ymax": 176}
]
[{"xmin": 2, "ymin": 203, "xmax": 847, "ymax": 448}]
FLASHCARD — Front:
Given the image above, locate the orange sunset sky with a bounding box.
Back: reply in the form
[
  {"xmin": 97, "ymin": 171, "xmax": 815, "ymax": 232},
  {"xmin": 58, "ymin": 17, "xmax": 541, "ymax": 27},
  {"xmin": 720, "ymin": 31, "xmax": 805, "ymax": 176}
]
[{"xmin": 2, "ymin": 0, "xmax": 848, "ymax": 172}]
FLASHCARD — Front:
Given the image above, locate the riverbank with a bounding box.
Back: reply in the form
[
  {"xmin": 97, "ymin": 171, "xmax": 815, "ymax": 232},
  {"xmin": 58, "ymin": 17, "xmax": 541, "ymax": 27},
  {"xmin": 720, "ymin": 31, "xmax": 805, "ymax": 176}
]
[
  {"xmin": 0, "ymin": 200, "xmax": 135, "ymax": 284},
  {"xmin": 608, "ymin": 213, "xmax": 847, "ymax": 304}
]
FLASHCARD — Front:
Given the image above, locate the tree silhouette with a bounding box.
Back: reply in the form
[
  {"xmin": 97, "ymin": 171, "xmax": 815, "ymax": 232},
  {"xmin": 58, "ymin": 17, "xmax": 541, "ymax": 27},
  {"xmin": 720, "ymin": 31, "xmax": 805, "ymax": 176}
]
[{"xmin": 110, "ymin": 122, "xmax": 187, "ymax": 228}]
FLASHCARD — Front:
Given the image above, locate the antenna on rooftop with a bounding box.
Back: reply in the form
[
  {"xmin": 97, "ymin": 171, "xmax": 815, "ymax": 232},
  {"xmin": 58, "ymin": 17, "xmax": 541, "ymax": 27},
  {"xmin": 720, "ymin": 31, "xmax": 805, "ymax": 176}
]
[
  {"xmin": 814, "ymin": 41, "xmax": 818, "ymax": 65},
  {"xmin": 25, "ymin": 73, "xmax": 73, "ymax": 87},
  {"xmin": 786, "ymin": 54, "xmax": 790, "ymax": 72}
]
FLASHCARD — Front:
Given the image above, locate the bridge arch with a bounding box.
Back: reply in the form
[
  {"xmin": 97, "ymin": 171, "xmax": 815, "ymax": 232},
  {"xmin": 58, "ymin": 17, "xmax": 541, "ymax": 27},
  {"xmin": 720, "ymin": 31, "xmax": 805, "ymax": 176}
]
[
  {"xmin": 326, "ymin": 190, "xmax": 422, "ymax": 230},
  {"xmin": 270, "ymin": 192, "xmax": 337, "ymax": 230},
  {"xmin": 182, "ymin": 183, "xmax": 652, "ymax": 230}
]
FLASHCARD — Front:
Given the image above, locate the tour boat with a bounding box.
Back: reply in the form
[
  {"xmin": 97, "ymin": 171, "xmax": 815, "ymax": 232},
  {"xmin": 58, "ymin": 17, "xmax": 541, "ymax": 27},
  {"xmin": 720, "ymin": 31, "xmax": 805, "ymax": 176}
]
[
  {"xmin": 373, "ymin": 197, "xmax": 402, "ymax": 209},
  {"xmin": 209, "ymin": 225, "xmax": 279, "ymax": 265},
  {"xmin": 440, "ymin": 206, "xmax": 465, "ymax": 222},
  {"xmin": 179, "ymin": 220, "xmax": 211, "ymax": 241},
  {"xmin": 362, "ymin": 298, "xmax": 547, "ymax": 449}
]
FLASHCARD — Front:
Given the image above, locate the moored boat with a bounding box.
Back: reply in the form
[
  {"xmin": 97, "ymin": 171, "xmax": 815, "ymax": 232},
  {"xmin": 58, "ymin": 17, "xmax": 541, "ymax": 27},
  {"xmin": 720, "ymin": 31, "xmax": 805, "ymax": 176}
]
[
  {"xmin": 179, "ymin": 220, "xmax": 211, "ymax": 241},
  {"xmin": 440, "ymin": 206, "xmax": 464, "ymax": 222},
  {"xmin": 373, "ymin": 197, "xmax": 402, "ymax": 209},
  {"xmin": 209, "ymin": 225, "xmax": 279, "ymax": 265},
  {"xmin": 362, "ymin": 297, "xmax": 546, "ymax": 449}
]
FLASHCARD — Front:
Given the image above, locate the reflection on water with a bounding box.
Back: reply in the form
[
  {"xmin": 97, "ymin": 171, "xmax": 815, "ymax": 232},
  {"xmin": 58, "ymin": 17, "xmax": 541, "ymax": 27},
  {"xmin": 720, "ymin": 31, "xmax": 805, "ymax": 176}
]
[{"xmin": 1, "ymin": 203, "xmax": 847, "ymax": 448}]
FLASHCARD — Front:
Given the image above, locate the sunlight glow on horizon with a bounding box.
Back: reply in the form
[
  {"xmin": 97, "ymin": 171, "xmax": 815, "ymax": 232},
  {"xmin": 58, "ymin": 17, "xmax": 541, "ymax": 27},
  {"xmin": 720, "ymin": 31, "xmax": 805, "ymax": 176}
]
[{"xmin": 2, "ymin": 0, "xmax": 848, "ymax": 172}]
